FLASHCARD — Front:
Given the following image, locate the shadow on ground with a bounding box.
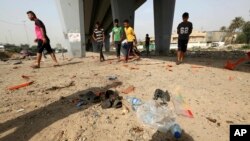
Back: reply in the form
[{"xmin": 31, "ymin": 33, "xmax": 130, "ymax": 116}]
[
  {"xmin": 150, "ymin": 130, "xmax": 194, "ymax": 141},
  {"xmin": 0, "ymin": 82, "xmax": 122, "ymax": 141}
]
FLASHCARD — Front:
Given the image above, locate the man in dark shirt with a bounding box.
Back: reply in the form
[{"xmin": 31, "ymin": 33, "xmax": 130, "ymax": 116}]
[
  {"xmin": 177, "ymin": 12, "xmax": 193, "ymax": 65},
  {"xmin": 145, "ymin": 34, "xmax": 150, "ymax": 57},
  {"xmin": 92, "ymin": 22, "xmax": 105, "ymax": 62},
  {"xmin": 27, "ymin": 11, "xmax": 59, "ymax": 68}
]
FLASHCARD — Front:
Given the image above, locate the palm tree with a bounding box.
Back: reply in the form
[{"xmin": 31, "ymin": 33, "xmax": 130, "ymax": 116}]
[
  {"xmin": 228, "ymin": 17, "xmax": 245, "ymax": 44},
  {"xmin": 229, "ymin": 17, "xmax": 245, "ymax": 32}
]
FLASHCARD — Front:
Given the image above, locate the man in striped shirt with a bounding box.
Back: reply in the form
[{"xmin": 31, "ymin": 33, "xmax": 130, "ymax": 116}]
[{"xmin": 92, "ymin": 22, "xmax": 105, "ymax": 62}]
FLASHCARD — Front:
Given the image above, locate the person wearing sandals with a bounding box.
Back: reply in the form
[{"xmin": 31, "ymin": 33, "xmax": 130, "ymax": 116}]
[
  {"xmin": 112, "ymin": 19, "xmax": 123, "ymax": 62},
  {"xmin": 92, "ymin": 22, "xmax": 105, "ymax": 62},
  {"xmin": 27, "ymin": 11, "xmax": 59, "ymax": 68},
  {"xmin": 123, "ymin": 19, "xmax": 139, "ymax": 63}
]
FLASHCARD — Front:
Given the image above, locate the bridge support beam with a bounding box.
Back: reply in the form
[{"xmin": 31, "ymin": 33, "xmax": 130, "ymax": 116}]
[
  {"xmin": 111, "ymin": 0, "xmax": 135, "ymax": 27},
  {"xmin": 154, "ymin": 0, "xmax": 176, "ymax": 55},
  {"xmin": 55, "ymin": 0, "xmax": 85, "ymax": 57}
]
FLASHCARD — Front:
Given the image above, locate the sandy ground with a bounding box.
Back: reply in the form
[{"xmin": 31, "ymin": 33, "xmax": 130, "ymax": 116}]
[{"xmin": 0, "ymin": 52, "xmax": 249, "ymax": 141}]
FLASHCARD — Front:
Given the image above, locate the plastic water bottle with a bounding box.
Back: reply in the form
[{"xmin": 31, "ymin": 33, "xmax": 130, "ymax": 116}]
[
  {"xmin": 170, "ymin": 123, "xmax": 182, "ymax": 139},
  {"xmin": 126, "ymin": 96, "xmax": 143, "ymax": 111}
]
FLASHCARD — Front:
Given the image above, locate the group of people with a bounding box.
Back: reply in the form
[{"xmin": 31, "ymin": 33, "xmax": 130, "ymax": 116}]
[
  {"xmin": 26, "ymin": 10, "xmax": 192, "ymax": 68},
  {"xmin": 91, "ymin": 12, "xmax": 193, "ymax": 64},
  {"xmin": 92, "ymin": 19, "xmax": 141, "ymax": 63}
]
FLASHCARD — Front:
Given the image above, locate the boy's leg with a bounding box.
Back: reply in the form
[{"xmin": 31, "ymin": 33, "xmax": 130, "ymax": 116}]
[
  {"xmin": 180, "ymin": 40, "xmax": 188, "ymax": 63},
  {"xmin": 100, "ymin": 43, "xmax": 105, "ymax": 61},
  {"xmin": 117, "ymin": 42, "xmax": 121, "ymax": 60},
  {"xmin": 36, "ymin": 53, "xmax": 42, "ymax": 67},
  {"xmin": 125, "ymin": 42, "xmax": 132, "ymax": 62},
  {"xmin": 45, "ymin": 41, "xmax": 59, "ymax": 65},
  {"xmin": 33, "ymin": 40, "xmax": 44, "ymax": 68}
]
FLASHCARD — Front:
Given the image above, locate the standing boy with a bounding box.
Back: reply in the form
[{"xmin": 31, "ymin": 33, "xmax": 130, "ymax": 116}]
[
  {"xmin": 177, "ymin": 12, "xmax": 193, "ymax": 65},
  {"xmin": 92, "ymin": 22, "xmax": 105, "ymax": 62},
  {"xmin": 145, "ymin": 34, "xmax": 150, "ymax": 57},
  {"xmin": 123, "ymin": 20, "xmax": 138, "ymax": 63},
  {"xmin": 27, "ymin": 11, "xmax": 59, "ymax": 68},
  {"xmin": 112, "ymin": 19, "xmax": 123, "ymax": 61}
]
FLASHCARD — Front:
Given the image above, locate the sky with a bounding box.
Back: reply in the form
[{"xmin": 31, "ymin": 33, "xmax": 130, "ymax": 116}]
[{"xmin": 0, "ymin": 0, "xmax": 250, "ymax": 47}]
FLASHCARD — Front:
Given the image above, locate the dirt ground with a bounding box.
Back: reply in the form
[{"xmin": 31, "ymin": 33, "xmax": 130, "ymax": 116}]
[{"xmin": 0, "ymin": 52, "xmax": 249, "ymax": 141}]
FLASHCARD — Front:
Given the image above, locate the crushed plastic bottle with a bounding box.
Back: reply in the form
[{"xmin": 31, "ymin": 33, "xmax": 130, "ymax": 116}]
[
  {"xmin": 170, "ymin": 123, "xmax": 182, "ymax": 139},
  {"xmin": 136, "ymin": 101, "xmax": 179, "ymax": 136},
  {"xmin": 126, "ymin": 96, "xmax": 143, "ymax": 111}
]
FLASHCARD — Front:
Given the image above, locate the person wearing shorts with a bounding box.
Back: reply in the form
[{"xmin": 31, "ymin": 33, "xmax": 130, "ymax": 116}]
[
  {"xmin": 112, "ymin": 19, "xmax": 123, "ymax": 61},
  {"xmin": 27, "ymin": 11, "xmax": 59, "ymax": 68},
  {"xmin": 177, "ymin": 12, "xmax": 193, "ymax": 65}
]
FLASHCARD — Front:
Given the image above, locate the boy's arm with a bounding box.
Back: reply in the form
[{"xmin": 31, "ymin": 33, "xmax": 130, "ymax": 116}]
[
  {"xmin": 102, "ymin": 30, "xmax": 105, "ymax": 42},
  {"xmin": 92, "ymin": 32, "xmax": 96, "ymax": 41},
  {"xmin": 189, "ymin": 23, "xmax": 193, "ymax": 35},
  {"xmin": 112, "ymin": 30, "xmax": 114, "ymax": 43},
  {"xmin": 177, "ymin": 24, "xmax": 180, "ymax": 35}
]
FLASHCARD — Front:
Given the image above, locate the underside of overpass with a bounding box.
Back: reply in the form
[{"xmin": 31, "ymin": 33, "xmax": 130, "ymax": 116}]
[{"xmin": 55, "ymin": 0, "xmax": 176, "ymax": 57}]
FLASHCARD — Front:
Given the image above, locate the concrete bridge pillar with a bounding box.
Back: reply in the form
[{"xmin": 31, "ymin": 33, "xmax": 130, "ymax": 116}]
[
  {"xmin": 153, "ymin": 0, "xmax": 176, "ymax": 55},
  {"xmin": 55, "ymin": 0, "xmax": 85, "ymax": 57},
  {"xmin": 111, "ymin": 0, "xmax": 135, "ymax": 27}
]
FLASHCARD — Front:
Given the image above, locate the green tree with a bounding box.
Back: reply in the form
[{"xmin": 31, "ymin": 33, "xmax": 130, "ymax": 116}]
[
  {"xmin": 220, "ymin": 26, "xmax": 227, "ymax": 32},
  {"xmin": 227, "ymin": 17, "xmax": 245, "ymax": 44},
  {"xmin": 242, "ymin": 21, "xmax": 250, "ymax": 44},
  {"xmin": 236, "ymin": 33, "xmax": 247, "ymax": 43},
  {"xmin": 229, "ymin": 17, "xmax": 245, "ymax": 32}
]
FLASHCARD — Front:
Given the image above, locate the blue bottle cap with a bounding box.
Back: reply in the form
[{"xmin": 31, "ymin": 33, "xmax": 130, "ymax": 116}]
[{"xmin": 174, "ymin": 132, "xmax": 181, "ymax": 139}]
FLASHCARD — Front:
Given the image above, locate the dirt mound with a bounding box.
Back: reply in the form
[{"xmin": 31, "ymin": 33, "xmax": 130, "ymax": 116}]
[{"xmin": 0, "ymin": 52, "xmax": 12, "ymax": 59}]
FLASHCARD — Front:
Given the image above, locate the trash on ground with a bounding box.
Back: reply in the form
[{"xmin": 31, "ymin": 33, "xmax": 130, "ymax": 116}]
[
  {"xmin": 130, "ymin": 67, "xmax": 139, "ymax": 70},
  {"xmin": 191, "ymin": 65, "xmax": 204, "ymax": 68},
  {"xmin": 225, "ymin": 53, "xmax": 250, "ymax": 70},
  {"xmin": 13, "ymin": 60, "xmax": 22, "ymax": 65},
  {"xmin": 16, "ymin": 108, "xmax": 25, "ymax": 112},
  {"xmin": 46, "ymin": 81, "xmax": 75, "ymax": 91},
  {"xmin": 121, "ymin": 85, "xmax": 135, "ymax": 94},
  {"xmin": 136, "ymin": 100, "xmax": 182, "ymax": 138},
  {"xmin": 100, "ymin": 90, "xmax": 123, "ymax": 109},
  {"xmin": 107, "ymin": 75, "xmax": 117, "ymax": 81},
  {"xmin": 153, "ymin": 89, "xmax": 170, "ymax": 104},
  {"xmin": 8, "ymin": 81, "xmax": 34, "ymax": 90},
  {"xmin": 172, "ymin": 94, "xmax": 194, "ymax": 118},
  {"xmin": 126, "ymin": 96, "xmax": 143, "ymax": 111},
  {"xmin": 21, "ymin": 75, "xmax": 32, "ymax": 80},
  {"xmin": 206, "ymin": 117, "xmax": 217, "ymax": 123}
]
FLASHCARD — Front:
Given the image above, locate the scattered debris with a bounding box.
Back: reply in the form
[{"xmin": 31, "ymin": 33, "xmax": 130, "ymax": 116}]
[
  {"xmin": 13, "ymin": 66, "xmax": 20, "ymax": 69},
  {"xmin": 172, "ymin": 94, "xmax": 194, "ymax": 118},
  {"xmin": 206, "ymin": 117, "xmax": 217, "ymax": 123},
  {"xmin": 16, "ymin": 108, "xmax": 25, "ymax": 112},
  {"xmin": 130, "ymin": 67, "xmax": 139, "ymax": 70},
  {"xmin": 13, "ymin": 60, "xmax": 22, "ymax": 65},
  {"xmin": 167, "ymin": 64, "xmax": 173, "ymax": 67},
  {"xmin": 191, "ymin": 65, "xmax": 204, "ymax": 68},
  {"xmin": 131, "ymin": 127, "xmax": 144, "ymax": 133},
  {"xmin": 153, "ymin": 89, "xmax": 170, "ymax": 104},
  {"xmin": 8, "ymin": 81, "xmax": 34, "ymax": 90},
  {"xmin": 22, "ymin": 75, "xmax": 32, "ymax": 80},
  {"xmin": 226, "ymin": 120, "xmax": 234, "ymax": 124},
  {"xmin": 46, "ymin": 81, "xmax": 75, "ymax": 91},
  {"xmin": 121, "ymin": 86, "xmax": 135, "ymax": 94},
  {"xmin": 107, "ymin": 75, "xmax": 117, "ymax": 80}
]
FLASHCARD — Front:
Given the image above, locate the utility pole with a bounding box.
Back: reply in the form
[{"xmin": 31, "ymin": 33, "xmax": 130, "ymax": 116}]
[
  {"xmin": 8, "ymin": 30, "xmax": 13, "ymax": 44},
  {"xmin": 22, "ymin": 20, "xmax": 30, "ymax": 44}
]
